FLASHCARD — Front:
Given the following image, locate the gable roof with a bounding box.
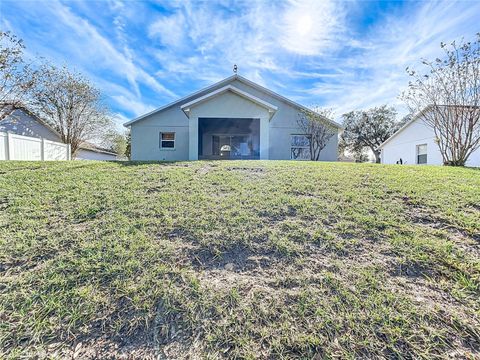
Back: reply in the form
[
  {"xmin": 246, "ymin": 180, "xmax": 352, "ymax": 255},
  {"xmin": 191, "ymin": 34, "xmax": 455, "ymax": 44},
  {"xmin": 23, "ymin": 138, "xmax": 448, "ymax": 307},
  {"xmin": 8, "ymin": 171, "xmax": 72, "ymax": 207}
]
[
  {"xmin": 1, "ymin": 102, "xmax": 61, "ymax": 138},
  {"xmin": 181, "ymin": 85, "xmax": 278, "ymax": 120},
  {"xmin": 378, "ymin": 105, "xmax": 480, "ymax": 150},
  {"xmin": 80, "ymin": 141, "xmax": 118, "ymax": 155},
  {"xmin": 377, "ymin": 116, "xmax": 420, "ymax": 150},
  {"xmin": 123, "ymin": 74, "xmax": 342, "ymax": 128}
]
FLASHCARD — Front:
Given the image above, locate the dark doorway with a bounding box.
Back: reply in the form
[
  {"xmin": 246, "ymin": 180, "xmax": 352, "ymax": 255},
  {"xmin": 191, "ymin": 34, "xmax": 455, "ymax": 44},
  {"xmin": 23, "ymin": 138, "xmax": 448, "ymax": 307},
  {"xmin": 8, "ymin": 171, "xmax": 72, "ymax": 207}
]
[{"xmin": 198, "ymin": 118, "xmax": 260, "ymax": 160}]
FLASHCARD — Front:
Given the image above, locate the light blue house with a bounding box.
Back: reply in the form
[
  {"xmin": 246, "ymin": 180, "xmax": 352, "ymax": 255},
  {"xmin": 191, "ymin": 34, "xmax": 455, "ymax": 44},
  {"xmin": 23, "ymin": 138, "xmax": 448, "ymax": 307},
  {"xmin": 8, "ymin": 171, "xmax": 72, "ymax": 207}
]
[{"xmin": 125, "ymin": 75, "xmax": 341, "ymax": 161}]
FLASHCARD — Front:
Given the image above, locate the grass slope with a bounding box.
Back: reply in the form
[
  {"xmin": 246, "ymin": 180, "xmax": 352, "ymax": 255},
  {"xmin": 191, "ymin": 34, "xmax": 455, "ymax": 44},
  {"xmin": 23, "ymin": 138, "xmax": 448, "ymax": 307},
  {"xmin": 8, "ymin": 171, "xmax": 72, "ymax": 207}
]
[{"xmin": 0, "ymin": 161, "xmax": 479, "ymax": 359}]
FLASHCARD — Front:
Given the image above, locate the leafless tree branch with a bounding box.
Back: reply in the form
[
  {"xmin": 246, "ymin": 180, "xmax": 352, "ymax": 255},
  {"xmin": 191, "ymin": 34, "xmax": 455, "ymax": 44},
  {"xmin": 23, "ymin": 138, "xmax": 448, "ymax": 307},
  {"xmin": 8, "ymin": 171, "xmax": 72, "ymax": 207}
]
[
  {"xmin": 0, "ymin": 31, "xmax": 37, "ymax": 120},
  {"xmin": 30, "ymin": 64, "xmax": 113, "ymax": 156},
  {"xmin": 297, "ymin": 107, "xmax": 336, "ymax": 161}
]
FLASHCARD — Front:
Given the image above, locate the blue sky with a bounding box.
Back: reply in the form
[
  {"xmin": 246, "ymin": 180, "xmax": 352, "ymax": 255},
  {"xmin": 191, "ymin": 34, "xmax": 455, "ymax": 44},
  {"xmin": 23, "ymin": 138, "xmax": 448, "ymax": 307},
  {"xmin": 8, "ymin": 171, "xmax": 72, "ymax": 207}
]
[{"xmin": 1, "ymin": 0, "xmax": 479, "ymax": 128}]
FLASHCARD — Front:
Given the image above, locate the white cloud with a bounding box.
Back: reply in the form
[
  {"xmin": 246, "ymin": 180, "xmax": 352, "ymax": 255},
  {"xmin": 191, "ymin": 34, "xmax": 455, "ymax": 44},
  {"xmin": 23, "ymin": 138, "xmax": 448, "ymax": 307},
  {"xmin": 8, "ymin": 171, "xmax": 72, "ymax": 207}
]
[
  {"xmin": 111, "ymin": 95, "xmax": 155, "ymax": 118},
  {"xmin": 49, "ymin": 1, "xmax": 176, "ymax": 98},
  {"xmin": 304, "ymin": 0, "xmax": 480, "ymax": 119},
  {"xmin": 6, "ymin": 0, "xmax": 177, "ymax": 122},
  {"xmin": 280, "ymin": 0, "xmax": 344, "ymax": 55},
  {"xmin": 5, "ymin": 0, "xmax": 479, "ymax": 126},
  {"xmin": 146, "ymin": 0, "xmax": 345, "ymax": 86},
  {"xmin": 143, "ymin": 0, "xmax": 480, "ymax": 120},
  {"xmin": 149, "ymin": 13, "xmax": 186, "ymax": 48}
]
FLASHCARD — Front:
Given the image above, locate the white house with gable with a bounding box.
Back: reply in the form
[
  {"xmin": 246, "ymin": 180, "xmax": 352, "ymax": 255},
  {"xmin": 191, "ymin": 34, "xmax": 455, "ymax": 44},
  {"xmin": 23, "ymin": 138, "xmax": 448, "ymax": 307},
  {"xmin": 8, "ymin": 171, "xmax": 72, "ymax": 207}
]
[{"xmin": 379, "ymin": 107, "xmax": 480, "ymax": 167}]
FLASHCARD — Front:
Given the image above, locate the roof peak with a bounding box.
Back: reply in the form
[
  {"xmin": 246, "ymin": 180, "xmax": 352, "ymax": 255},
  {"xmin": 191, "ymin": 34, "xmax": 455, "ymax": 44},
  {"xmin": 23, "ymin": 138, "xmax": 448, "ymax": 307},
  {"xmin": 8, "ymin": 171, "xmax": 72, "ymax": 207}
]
[{"xmin": 124, "ymin": 74, "xmax": 341, "ymax": 129}]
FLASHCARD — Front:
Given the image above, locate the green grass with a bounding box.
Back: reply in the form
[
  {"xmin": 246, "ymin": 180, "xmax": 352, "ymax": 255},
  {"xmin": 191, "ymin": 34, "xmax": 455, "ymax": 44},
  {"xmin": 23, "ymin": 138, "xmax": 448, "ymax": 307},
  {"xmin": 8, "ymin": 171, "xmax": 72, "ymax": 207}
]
[{"xmin": 0, "ymin": 161, "xmax": 479, "ymax": 359}]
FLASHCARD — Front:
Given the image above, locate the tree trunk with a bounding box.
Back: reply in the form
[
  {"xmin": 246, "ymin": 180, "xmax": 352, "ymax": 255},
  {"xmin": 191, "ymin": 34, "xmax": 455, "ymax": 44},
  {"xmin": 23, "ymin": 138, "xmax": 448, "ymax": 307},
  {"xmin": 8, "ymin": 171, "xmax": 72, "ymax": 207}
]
[
  {"xmin": 439, "ymin": 145, "xmax": 466, "ymax": 166},
  {"xmin": 373, "ymin": 149, "xmax": 381, "ymax": 163},
  {"xmin": 443, "ymin": 159, "xmax": 466, "ymax": 166}
]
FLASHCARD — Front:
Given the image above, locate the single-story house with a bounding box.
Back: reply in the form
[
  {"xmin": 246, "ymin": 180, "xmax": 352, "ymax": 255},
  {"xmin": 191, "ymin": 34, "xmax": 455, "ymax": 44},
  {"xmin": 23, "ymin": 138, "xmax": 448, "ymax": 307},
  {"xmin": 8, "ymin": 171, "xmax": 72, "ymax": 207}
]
[
  {"xmin": 0, "ymin": 106, "xmax": 117, "ymax": 160},
  {"xmin": 75, "ymin": 142, "xmax": 118, "ymax": 161},
  {"xmin": 124, "ymin": 74, "xmax": 341, "ymax": 161},
  {"xmin": 379, "ymin": 106, "xmax": 480, "ymax": 166}
]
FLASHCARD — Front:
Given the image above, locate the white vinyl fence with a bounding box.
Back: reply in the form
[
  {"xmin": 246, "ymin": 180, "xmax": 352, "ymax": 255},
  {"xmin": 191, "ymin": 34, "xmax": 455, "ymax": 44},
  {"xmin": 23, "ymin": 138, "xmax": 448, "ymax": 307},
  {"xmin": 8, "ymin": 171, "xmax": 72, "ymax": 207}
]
[{"xmin": 0, "ymin": 132, "xmax": 71, "ymax": 161}]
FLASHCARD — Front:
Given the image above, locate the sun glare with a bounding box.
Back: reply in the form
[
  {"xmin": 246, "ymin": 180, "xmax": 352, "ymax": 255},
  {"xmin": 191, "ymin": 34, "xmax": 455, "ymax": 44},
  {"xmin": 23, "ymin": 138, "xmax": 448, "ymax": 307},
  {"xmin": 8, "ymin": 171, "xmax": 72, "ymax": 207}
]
[
  {"xmin": 296, "ymin": 14, "xmax": 313, "ymax": 36},
  {"xmin": 281, "ymin": 0, "xmax": 339, "ymax": 55}
]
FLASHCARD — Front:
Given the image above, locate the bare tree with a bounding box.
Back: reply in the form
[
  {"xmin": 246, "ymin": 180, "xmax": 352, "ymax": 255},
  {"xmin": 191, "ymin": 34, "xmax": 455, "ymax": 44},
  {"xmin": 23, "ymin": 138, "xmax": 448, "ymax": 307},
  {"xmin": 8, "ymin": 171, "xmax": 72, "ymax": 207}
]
[
  {"xmin": 341, "ymin": 105, "xmax": 398, "ymax": 163},
  {"xmin": 402, "ymin": 34, "xmax": 480, "ymax": 166},
  {"xmin": 297, "ymin": 107, "xmax": 336, "ymax": 161},
  {"xmin": 0, "ymin": 31, "xmax": 37, "ymax": 120},
  {"xmin": 30, "ymin": 64, "xmax": 112, "ymax": 156}
]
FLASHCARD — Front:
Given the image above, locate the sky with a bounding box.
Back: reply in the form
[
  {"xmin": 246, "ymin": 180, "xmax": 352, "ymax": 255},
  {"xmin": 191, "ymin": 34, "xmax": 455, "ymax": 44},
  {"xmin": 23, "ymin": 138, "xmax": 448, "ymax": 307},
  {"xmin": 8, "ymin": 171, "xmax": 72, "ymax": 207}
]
[{"xmin": 1, "ymin": 0, "xmax": 479, "ymax": 129}]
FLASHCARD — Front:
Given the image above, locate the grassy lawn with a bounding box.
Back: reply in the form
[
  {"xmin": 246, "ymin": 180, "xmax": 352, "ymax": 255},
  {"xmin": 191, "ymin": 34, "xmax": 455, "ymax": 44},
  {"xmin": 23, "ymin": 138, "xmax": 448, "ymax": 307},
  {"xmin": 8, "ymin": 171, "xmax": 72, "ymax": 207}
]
[{"xmin": 0, "ymin": 160, "xmax": 479, "ymax": 359}]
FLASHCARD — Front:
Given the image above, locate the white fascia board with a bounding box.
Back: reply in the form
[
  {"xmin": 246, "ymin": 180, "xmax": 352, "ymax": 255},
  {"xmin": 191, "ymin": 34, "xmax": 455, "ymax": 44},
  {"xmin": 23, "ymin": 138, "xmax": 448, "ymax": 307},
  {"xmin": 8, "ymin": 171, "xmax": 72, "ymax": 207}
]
[
  {"xmin": 123, "ymin": 75, "xmax": 238, "ymax": 127},
  {"xmin": 180, "ymin": 85, "xmax": 278, "ymax": 119},
  {"xmin": 377, "ymin": 109, "xmax": 431, "ymax": 149},
  {"xmin": 235, "ymin": 75, "xmax": 342, "ymax": 129},
  {"xmin": 123, "ymin": 73, "xmax": 343, "ymax": 129}
]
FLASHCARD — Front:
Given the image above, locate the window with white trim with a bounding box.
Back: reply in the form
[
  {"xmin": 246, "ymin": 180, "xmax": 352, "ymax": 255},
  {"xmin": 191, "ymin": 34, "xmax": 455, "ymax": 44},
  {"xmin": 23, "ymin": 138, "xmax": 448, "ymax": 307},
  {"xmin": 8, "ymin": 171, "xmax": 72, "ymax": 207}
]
[
  {"xmin": 416, "ymin": 144, "xmax": 427, "ymax": 164},
  {"xmin": 291, "ymin": 135, "xmax": 311, "ymax": 160},
  {"xmin": 159, "ymin": 132, "xmax": 175, "ymax": 149}
]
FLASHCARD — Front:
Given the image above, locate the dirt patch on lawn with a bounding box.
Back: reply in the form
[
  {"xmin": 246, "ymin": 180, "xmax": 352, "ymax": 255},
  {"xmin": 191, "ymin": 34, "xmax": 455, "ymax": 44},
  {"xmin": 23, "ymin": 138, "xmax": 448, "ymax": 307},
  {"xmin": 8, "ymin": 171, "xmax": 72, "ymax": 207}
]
[
  {"xmin": 40, "ymin": 336, "xmax": 156, "ymax": 360},
  {"xmin": 385, "ymin": 275, "xmax": 480, "ymax": 352},
  {"xmin": 151, "ymin": 245, "xmax": 480, "ymax": 359},
  {"xmin": 226, "ymin": 166, "xmax": 268, "ymax": 179},
  {"xmin": 401, "ymin": 195, "xmax": 480, "ymax": 244},
  {"xmin": 195, "ymin": 163, "xmax": 219, "ymax": 175}
]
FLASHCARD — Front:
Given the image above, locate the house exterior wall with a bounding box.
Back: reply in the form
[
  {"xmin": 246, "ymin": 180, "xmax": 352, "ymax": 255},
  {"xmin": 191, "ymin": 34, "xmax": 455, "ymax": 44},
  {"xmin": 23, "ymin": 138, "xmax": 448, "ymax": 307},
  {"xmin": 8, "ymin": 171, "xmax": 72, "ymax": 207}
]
[
  {"xmin": 269, "ymin": 126, "xmax": 339, "ymax": 160},
  {"xmin": 229, "ymin": 79, "xmax": 339, "ymax": 161},
  {"xmin": 129, "ymin": 79, "xmax": 339, "ymax": 161},
  {"xmin": 380, "ymin": 118, "xmax": 480, "ymax": 166},
  {"xmin": 188, "ymin": 91, "xmax": 270, "ymax": 160},
  {"xmin": 131, "ymin": 105, "xmax": 190, "ymax": 161},
  {"xmin": 75, "ymin": 149, "xmax": 117, "ymax": 161},
  {"xmin": 0, "ymin": 109, "xmax": 61, "ymax": 142}
]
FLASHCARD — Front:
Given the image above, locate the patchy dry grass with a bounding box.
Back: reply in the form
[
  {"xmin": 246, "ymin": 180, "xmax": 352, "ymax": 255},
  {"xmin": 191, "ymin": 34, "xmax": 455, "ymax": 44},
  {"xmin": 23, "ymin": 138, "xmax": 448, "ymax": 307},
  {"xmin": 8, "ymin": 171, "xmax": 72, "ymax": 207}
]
[{"xmin": 0, "ymin": 161, "xmax": 479, "ymax": 359}]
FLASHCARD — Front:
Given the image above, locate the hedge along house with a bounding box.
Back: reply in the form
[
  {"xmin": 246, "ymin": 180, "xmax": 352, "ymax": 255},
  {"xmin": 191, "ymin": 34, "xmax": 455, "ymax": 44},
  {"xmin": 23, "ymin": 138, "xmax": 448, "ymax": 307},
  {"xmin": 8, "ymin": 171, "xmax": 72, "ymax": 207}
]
[{"xmin": 125, "ymin": 75, "xmax": 341, "ymax": 161}]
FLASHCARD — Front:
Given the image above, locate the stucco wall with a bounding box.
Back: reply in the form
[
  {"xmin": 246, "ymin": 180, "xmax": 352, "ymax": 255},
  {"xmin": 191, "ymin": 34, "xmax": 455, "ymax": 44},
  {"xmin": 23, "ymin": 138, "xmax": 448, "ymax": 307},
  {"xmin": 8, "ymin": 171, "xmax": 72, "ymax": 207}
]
[
  {"xmin": 129, "ymin": 79, "xmax": 339, "ymax": 161},
  {"xmin": 188, "ymin": 91, "xmax": 270, "ymax": 160},
  {"xmin": 131, "ymin": 105, "xmax": 190, "ymax": 161},
  {"xmin": 268, "ymin": 126, "xmax": 339, "ymax": 161},
  {"xmin": 228, "ymin": 79, "xmax": 338, "ymax": 161},
  {"xmin": 380, "ymin": 119, "xmax": 480, "ymax": 166}
]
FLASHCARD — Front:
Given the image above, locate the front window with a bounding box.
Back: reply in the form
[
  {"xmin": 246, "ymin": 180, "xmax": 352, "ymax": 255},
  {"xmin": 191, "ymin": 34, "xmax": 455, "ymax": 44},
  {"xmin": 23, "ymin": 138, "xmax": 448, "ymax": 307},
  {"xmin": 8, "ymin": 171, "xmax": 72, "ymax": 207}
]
[
  {"xmin": 291, "ymin": 135, "xmax": 311, "ymax": 160},
  {"xmin": 416, "ymin": 144, "xmax": 427, "ymax": 164},
  {"xmin": 160, "ymin": 132, "xmax": 175, "ymax": 149}
]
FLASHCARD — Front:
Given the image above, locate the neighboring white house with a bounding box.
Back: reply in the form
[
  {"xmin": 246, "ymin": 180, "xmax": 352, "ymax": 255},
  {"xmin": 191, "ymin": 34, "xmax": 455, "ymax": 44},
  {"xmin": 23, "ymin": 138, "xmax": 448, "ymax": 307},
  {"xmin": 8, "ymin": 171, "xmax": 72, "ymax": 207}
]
[
  {"xmin": 378, "ymin": 109, "xmax": 480, "ymax": 167},
  {"xmin": 75, "ymin": 143, "xmax": 118, "ymax": 160},
  {"xmin": 0, "ymin": 106, "xmax": 117, "ymax": 160},
  {"xmin": 125, "ymin": 74, "xmax": 341, "ymax": 161}
]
